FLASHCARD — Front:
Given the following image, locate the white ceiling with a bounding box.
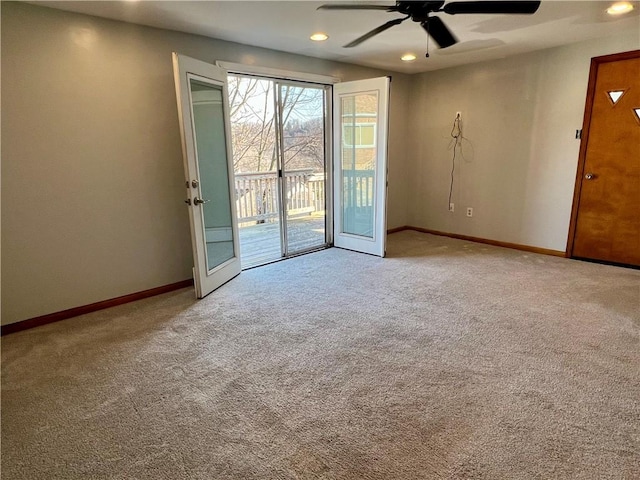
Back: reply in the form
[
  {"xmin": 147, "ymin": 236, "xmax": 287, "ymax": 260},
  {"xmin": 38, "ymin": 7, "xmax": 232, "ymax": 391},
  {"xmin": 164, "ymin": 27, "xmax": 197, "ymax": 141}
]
[{"xmin": 30, "ymin": 1, "xmax": 640, "ymax": 73}]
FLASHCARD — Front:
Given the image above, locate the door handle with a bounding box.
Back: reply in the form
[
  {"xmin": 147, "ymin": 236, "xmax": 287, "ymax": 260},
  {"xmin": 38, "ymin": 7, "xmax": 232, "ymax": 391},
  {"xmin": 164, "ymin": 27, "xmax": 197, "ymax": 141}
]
[
  {"xmin": 584, "ymin": 173, "xmax": 596, "ymax": 180},
  {"xmin": 193, "ymin": 197, "xmax": 210, "ymax": 205}
]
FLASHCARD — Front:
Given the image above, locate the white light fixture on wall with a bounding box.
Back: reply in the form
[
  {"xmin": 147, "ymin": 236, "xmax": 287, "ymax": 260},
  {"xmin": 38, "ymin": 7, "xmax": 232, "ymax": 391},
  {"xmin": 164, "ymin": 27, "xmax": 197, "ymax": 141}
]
[{"xmin": 606, "ymin": 2, "xmax": 634, "ymax": 15}]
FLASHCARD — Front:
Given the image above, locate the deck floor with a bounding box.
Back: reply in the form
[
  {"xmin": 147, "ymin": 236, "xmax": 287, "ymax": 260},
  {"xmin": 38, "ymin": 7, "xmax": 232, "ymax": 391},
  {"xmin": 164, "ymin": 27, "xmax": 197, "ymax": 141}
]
[{"xmin": 239, "ymin": 213, "xmax": 327, "ymax": 268}]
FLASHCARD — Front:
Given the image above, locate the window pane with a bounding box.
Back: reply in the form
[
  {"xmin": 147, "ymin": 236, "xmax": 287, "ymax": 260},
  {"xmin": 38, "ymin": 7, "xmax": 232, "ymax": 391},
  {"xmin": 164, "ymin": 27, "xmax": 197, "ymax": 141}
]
[
  {"xmin": 360, "ymin": 124, "xmax": 375, "ymax": 147},
  {"xmin": 343, "ymin": 125, "xmax": 355, "ymax": 147}
]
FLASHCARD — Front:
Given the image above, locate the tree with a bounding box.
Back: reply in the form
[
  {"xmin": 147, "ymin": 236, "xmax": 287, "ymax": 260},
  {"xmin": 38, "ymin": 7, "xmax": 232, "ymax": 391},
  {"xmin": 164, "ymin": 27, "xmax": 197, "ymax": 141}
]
[
  {"xmin": 227, "ymin": 76, "xmax": 324, "ymax": 173},
  {"xmin": 227, "ymin": 76, "xmax": 277, "ymax": 173}
]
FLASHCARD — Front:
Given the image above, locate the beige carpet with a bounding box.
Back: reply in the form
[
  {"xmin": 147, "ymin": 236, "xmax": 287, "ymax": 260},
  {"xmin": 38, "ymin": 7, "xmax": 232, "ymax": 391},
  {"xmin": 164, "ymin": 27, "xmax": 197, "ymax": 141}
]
[{"xmin": 2, "ymin": 231, "xmax": 639, "ymax": 479}]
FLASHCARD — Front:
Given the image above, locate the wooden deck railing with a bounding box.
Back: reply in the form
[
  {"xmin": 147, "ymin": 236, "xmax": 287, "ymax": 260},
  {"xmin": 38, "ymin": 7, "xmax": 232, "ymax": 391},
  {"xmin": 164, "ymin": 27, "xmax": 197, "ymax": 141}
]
[
  {"xmin": 234, "ymin": 168, "xmax": 375, "ymax": 225},
  {"xmin": 235, "ymin": 169, "xmax": 325, "ymax": 224},
  {"xmin": 342, "ymin": 169, "xmax": 375, "ymax": 208}
]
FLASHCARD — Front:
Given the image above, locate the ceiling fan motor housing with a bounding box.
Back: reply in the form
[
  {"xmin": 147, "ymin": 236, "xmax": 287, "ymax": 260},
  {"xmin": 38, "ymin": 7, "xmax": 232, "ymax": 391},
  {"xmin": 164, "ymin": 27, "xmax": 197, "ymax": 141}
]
[{"xmin": 396, "ymin": 1, "xmax": 445, "ymax": 22}]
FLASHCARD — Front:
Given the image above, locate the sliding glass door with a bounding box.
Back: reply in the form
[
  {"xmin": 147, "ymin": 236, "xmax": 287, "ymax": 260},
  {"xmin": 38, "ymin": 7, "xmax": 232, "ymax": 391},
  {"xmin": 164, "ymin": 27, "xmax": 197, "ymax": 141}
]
[
  {"xmin": 228, "ymin": 75, "xmax": 330, "ymax": 268},
  {"xmin": 278, "ymin": 83, "xmax": 328, "ymax": 255},
  {"xmin": 228, "ymin": 76, "xmax": 281, "ymax": 268}
]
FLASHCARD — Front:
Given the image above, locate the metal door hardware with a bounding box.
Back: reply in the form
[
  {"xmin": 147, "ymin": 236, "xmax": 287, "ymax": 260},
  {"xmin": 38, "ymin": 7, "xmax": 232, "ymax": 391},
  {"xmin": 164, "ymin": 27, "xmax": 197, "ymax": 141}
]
[
  {"xmin": 191, "ymin": 179, "xmax": 199, "ymax": 188},
  {"xmin": 193, "ymin": 197, "xmax": 210, "ymax": 205},
  {"xmin": 584, "ymin": 173, "xmax": 596, "ymax": 180}
]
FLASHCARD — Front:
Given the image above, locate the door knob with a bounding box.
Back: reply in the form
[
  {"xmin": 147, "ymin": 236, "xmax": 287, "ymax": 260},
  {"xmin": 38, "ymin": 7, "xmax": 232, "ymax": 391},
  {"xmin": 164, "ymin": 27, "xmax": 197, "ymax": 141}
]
[
  {"xmin": 193, "ymin": 197, "xmax": 210, "ymax": 205},
  {"xmin": 584, "ymin": 173, "xmax": 596, "ymax": 180}
]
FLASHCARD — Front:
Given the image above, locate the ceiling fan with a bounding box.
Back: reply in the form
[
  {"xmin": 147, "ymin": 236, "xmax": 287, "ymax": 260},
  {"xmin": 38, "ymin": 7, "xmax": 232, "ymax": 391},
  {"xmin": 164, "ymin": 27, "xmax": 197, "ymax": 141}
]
[{"xmin": 317, "ymin": 1, "xmax": 542, "ymax": 49}]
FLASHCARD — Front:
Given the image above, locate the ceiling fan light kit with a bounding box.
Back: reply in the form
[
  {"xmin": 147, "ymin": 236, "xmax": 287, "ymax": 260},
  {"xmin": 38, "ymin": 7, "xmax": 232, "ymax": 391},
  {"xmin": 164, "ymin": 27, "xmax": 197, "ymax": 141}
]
[{"xmin": 318, "ymin": 1, "xmax": 542, "ymax": 56}]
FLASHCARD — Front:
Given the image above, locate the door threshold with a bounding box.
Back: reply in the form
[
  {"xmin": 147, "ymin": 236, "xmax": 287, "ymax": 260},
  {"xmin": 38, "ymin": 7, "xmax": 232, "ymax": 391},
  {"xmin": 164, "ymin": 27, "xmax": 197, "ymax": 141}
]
[{"xmin": 242, "ymin": 245, "xmax": 331, "ymax": 271}]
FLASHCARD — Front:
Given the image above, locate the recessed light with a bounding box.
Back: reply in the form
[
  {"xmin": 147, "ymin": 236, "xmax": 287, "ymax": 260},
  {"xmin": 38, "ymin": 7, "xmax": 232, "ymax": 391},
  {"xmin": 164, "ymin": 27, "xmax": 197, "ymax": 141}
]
[
  {"xmin": 401, "ymin": 53, "xmax": 417, "ymax": 62},
  {"xmin": 310, "ymin": 33, "xmax": 329, "ymax": 42},
  {"xmin": 607, "ymin": 1, "xmax": 634, "ymax": 15}
]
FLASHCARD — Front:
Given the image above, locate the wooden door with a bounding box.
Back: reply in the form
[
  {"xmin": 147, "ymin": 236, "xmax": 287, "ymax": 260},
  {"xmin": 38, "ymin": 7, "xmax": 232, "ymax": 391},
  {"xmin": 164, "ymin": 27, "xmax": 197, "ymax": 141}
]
[{"xmin": 568, "ymin": 50, "xmax": 640, "ymax": 266}]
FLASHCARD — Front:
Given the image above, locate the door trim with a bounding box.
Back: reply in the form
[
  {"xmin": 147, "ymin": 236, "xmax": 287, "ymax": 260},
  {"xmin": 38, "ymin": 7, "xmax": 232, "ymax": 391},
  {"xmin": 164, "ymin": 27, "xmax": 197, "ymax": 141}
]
[
  {"xmin": 565, "ymin": 49, "xmax": 640, "ymax": 258},
  {"xmin": 216, "ymin": 61, "xmax": 339, "ymax": 85}
]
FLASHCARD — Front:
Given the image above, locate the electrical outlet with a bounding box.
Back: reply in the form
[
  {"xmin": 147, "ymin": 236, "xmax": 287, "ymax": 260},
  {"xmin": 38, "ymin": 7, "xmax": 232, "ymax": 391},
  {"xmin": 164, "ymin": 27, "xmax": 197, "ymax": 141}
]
[
  {"xmin": 449, "ymin": 203, "xmax": 455, "ymax": 212},
  {"xmin": 466, "ymin": 207, "xmax": 473, "ymax": 217}
]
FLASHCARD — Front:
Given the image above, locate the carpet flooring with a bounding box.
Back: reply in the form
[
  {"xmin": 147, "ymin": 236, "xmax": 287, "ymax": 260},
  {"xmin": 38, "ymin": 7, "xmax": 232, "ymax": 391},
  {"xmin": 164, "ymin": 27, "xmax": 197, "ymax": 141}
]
[{"xmin": 2, "ymin": 231, "xmax": 639, "ymax": 479}]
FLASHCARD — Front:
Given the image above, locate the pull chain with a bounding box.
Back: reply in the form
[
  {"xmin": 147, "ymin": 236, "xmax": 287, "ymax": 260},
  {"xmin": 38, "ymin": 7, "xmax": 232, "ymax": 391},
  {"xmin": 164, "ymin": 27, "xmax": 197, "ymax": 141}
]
[{"xmin": 425, "ymin": 19, "xmax": 430, "ymax": 58}]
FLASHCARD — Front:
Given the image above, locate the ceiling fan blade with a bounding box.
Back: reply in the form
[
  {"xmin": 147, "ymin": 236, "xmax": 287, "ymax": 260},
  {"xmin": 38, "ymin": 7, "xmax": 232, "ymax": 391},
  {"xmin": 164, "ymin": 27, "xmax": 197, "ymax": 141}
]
[
  {"xmin": 422, "ymin": 16, "xmax": 457, "ymax": 48},
  {"xmin": 443, "ymin": 1, "xmax": 541, "ymax": 15},
  {"xmin": 317, "ymin": 4, "xmax": 397, "ymax": 11},
  {"xmin": 344, "ymin": 17, "xmax": 406, "ymax": 47}
]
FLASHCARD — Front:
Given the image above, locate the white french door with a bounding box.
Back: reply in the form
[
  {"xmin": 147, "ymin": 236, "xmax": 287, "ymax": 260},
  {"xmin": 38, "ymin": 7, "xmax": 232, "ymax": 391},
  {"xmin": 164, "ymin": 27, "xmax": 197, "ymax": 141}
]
[
  {"xmin": 333, "ymin": 77, "xmax": 390, "ymax": 257},
  {"xmin": 173, "ymin": 53, "xmax": 241, "ymax": 298},
  {"xmin": 173, "ymin": 53, "xmax": 389, "ymax": 297}
]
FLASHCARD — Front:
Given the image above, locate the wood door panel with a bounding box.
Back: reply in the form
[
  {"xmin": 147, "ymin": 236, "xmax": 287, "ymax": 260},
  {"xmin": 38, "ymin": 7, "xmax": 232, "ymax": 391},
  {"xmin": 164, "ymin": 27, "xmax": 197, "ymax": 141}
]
[{"xmin": 572, "ymin": 53, "xmax": 640, "ymax": 266}]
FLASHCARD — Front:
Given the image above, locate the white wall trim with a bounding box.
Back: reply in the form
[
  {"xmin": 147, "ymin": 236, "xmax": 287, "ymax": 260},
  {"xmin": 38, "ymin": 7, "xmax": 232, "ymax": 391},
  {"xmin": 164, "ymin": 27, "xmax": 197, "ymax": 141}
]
[{"xmin": 216, "ymin": 61, "xmax": 340, "ymax": 84}]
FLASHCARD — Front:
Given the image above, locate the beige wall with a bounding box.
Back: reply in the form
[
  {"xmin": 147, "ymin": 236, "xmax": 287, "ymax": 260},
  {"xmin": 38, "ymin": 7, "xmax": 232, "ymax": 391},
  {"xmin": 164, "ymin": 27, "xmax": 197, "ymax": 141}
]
[
  {"xmin": 1, "ymin": 2, "xmax": 411, "ymax": 325},
  {"xmin": 407, "ymin": 32, "xmax": 639, "ymax": 251}
]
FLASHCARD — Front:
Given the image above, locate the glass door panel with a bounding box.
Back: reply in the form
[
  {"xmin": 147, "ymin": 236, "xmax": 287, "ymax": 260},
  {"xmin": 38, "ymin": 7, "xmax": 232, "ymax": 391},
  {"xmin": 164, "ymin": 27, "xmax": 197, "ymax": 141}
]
[
  {"xmin": 279, "ymin": 83, "xmax": 328, "ymax": 255},
  {"xmin": 340, "ymin": 93, "xmax": 377, "ymax": 238},
  {"xmin": 190, "ymin": 79, "xmax": 235, "ymax": 271},
  {"xmin": 228, "ymin": 75, "xmax": 282, "ymax": 268}
]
